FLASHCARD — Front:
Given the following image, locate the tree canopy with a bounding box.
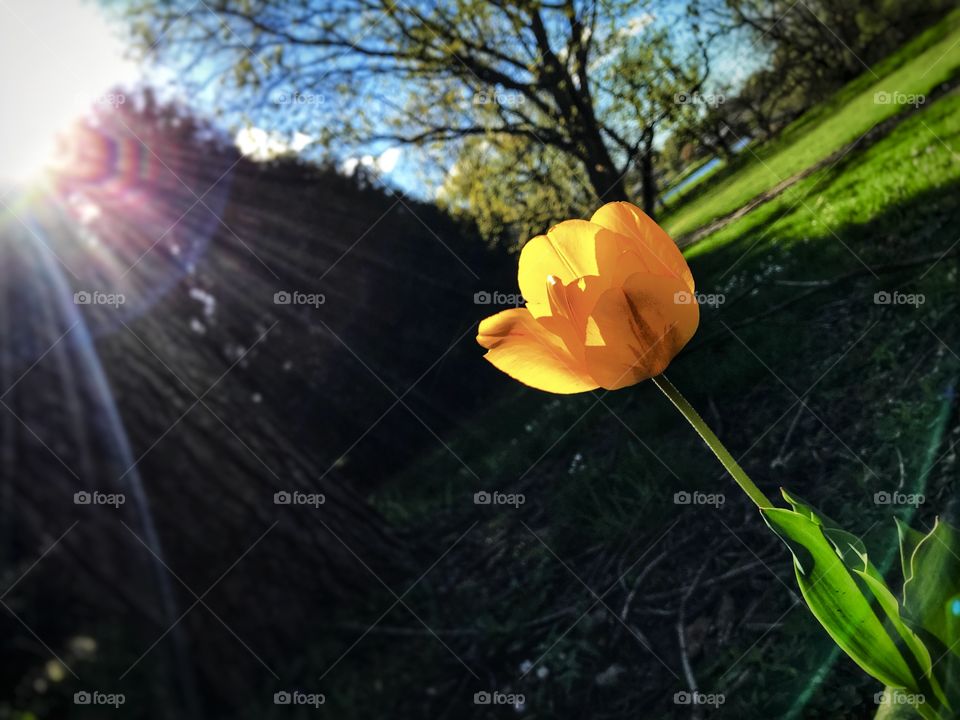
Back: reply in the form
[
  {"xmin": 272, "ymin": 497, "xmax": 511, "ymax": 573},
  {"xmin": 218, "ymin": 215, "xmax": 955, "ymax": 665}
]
[{"xmin": 124, "ymin": 0, "xmax": 711, "ymax": 235}]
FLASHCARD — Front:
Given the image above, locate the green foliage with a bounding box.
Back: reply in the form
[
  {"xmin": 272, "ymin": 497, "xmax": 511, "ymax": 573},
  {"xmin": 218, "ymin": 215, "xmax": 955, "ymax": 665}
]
[
  {"xmin": 763, "ymin": 501, "xmax": 917, "ymax": 690},
  {"xmin": 436, "ymin": 135, "xmax": 593, "ymax": 249},
  {"xmin": 901, "ymin": 518, "xmax": 960, "ymax": 707},
  {"xmin": 763, "ymin": 489, "xmax": 959, "ymax": 719}
]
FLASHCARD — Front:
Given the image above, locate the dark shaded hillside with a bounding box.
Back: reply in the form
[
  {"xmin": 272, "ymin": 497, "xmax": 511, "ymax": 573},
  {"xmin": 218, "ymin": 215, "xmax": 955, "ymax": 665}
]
[{"xmin": 0, "ymin": 98, "xmax": 515, "ymax": 717}]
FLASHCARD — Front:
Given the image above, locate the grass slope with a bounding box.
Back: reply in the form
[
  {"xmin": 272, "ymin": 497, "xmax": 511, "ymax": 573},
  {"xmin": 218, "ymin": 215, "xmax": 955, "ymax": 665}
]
[
  {"xmin": 343, "ymin": 66, "xmax": 960, "ymax": 720},
  {"xmin": 662, "ymin": 9, "xmax": 960, "ymax": 239},
  {"xmin": 242, "ymin": 35, "xmax": 960, "ymax": 720}
]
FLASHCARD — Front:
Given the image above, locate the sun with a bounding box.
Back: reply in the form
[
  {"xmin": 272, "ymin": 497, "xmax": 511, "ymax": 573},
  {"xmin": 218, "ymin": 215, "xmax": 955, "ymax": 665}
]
[{"xmin": 0, "ymin": 0, "xmax": 137, "ymax": 183}]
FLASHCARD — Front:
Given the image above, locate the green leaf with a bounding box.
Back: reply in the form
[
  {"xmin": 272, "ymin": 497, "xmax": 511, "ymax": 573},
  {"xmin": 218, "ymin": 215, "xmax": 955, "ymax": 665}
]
[
  {"xmin": 950, "ymin": 594, "xmax": 960, "ymax": 653},
  {"xmin": 780, "ymin": 488, "xmax": 868, "ymax": 565},
  {"xmin": 897, "ymin": 518, "xmax": 927, "ymax": 585},
  {"xmin": 899, "ymin": 519, "xmax": 960, "ymax": 712},
  {"xmin": 768, "ymin": 493, "xmax": 956, "ymax": 715},
  {"xmin": 854, "ymin": 566, "xmax": 950, "ymax": 711},
  {"xmin": 762, "ymin": 507, "xmax": 919, "ymax": 690},
  {"xmin": 902, "ymin": 519, "xmax": 960, "ymax": 656}
]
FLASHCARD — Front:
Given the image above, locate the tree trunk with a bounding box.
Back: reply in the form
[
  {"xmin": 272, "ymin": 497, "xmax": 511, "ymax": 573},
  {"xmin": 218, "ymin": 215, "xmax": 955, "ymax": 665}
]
[
  {"xmin": 583, "ymin": 154, "xmax": 628, "ymax": 203},
  {"xmin": 640, "ymin": 127, "xmax": 658, "ymax": 218},
  {"xmin": 713, "ymin": 124, "xmax": 735, "ymax": 160},
  {"xmin": 571, "ymin": 115, "xmax": 629, "ymax": 203}
]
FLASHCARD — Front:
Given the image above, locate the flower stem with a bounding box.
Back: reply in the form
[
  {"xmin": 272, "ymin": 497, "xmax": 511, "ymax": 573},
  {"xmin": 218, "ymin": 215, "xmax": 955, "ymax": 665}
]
[{"xmin": 652, "ymin": 374, "xmax": 773, "ymax": 510}]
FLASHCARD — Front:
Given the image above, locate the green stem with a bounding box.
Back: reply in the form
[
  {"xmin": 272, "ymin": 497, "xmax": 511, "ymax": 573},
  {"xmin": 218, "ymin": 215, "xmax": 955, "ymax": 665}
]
[{"xmin": 652, "ymin": 374, "xmax": 773, "ymax": 510}]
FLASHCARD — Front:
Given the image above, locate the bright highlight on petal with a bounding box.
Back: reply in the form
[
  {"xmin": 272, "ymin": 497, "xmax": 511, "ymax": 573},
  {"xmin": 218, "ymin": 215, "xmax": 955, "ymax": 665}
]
[
  {"xmin": 478, "ymin": 202, "xmax": 699, "ymax": 394},
  {"xmin": 591, "ymin": 201, "xmax": 695, "ymax": 292},
  {"xmin": 518, "ymin": 219, "xmax": 620, "ymax": 313}
]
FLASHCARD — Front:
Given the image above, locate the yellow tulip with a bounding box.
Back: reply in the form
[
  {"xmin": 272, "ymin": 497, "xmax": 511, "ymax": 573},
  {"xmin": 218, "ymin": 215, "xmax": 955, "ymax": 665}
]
[{"xmin": 477, "ymin": 202, "xmax": 699, "ymax": 394}]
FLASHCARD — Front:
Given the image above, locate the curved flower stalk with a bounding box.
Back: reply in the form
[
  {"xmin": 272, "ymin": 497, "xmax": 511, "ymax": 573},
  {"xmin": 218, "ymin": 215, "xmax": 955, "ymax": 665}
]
[{"xmin": 478, "ymin": 202, "xmax": 958, "ymax": 719}]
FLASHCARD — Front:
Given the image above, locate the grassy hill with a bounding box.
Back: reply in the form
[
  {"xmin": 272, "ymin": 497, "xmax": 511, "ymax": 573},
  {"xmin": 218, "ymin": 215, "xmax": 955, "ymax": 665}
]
[
  {"xmin": 304, "ymin": 25, "xmax": 960, "ymax": 720},
  {"xmin": 661, "ymin": 8, "xmax": 960, "ymax": 240}
]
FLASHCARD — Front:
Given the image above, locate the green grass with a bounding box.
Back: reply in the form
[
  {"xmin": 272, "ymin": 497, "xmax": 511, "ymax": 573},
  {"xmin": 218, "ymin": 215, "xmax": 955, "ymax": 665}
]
[
  {"xmin": 662, "ymin": 8, "xmax": 960, "ymax": 239},
  {"xmin": 687, "ymin": 89, "xmax": 960, "ymax": 263}
]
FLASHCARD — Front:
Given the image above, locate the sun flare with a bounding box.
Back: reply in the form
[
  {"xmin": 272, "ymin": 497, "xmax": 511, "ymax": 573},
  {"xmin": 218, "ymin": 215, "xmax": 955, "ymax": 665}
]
[{"xmin": 0, "ymin": 0, "xmax": 136, "ymax": 183}]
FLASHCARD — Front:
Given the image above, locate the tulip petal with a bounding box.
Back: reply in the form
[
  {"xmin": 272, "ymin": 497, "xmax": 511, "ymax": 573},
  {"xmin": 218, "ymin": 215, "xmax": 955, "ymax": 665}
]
[
  {"xmin": 478, "ymin": 308, "xmax": 598, "ymax": 394},
  {"xmin": 519, "ymin": 220, "xmax": 621, "ymax": 314},
  {"xmin": 590, "ymin": 202, "xmax": 694, "ymax": 292},
  {"xmin": 583, "ymin": 272, "xmax": 699, "ymax": 390}
]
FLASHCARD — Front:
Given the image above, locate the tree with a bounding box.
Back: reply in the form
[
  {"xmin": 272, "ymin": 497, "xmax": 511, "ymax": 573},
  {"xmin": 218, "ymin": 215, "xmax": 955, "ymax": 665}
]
[
  {"xmin": 715, "ymin": 0, "xmax": 955, "ymax": 102},
  {"xmin": 437, "ymin": 134, "xmax": 594, "ymax": 248},
  {"xmin": 123, "ymin": 0, "xmax": 710, "ymax": 217}
]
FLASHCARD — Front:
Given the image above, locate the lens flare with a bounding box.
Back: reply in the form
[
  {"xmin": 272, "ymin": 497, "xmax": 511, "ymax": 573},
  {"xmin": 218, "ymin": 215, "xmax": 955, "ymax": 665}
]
[{"xmin": 2, "ymin": 94, "xmax": 234, "ymax": 342}]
